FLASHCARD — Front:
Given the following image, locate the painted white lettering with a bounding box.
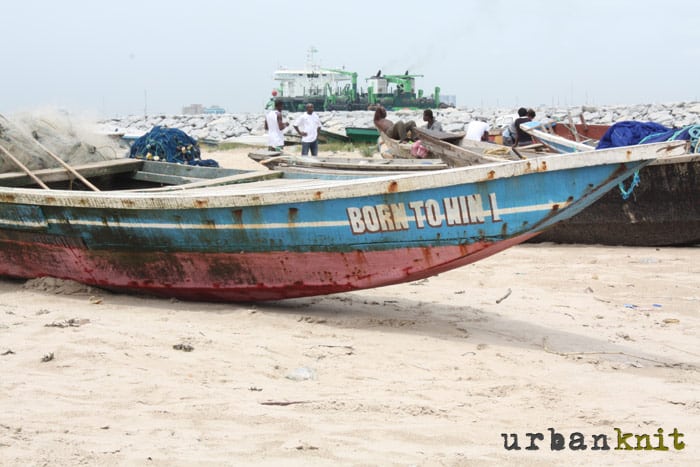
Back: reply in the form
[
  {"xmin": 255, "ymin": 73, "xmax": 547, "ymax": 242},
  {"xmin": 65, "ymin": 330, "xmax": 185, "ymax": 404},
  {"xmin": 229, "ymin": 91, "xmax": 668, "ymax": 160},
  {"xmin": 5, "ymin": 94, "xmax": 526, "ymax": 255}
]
[
  {"xmin": 424, "ymin": 199, "xmax": 443, "ymax": 227},
  {"xmin": 443, "ymin": 197, "xmax": 462, "ymax": 225},
  {"xmin": 376, "ymin": 204, "xmax": 395, "ymax": 231},
  {"xmin": 347, "ymin": 207, "xmax": 366, "ymax": 234},
  {"xmin": 362, "ymin": 206, "xmax": 380, "ymax": 233},
  {"xmin": 467, "ymin": 194, "xmax": 485, "ymax": 224},
  {"xmin": 390, "ymin": 203, "xmax": 409, "ymax": 231},
  {"xmin": 408, "ymin": 201, "xmax": 427, "ymax": 228},
  {"xmin": 458, "ymin": 196, "xmax": 471, "ymax": 225},
  {"xmin": 489, "ymin": 193, "xmax": 501, "ymax": 222}
]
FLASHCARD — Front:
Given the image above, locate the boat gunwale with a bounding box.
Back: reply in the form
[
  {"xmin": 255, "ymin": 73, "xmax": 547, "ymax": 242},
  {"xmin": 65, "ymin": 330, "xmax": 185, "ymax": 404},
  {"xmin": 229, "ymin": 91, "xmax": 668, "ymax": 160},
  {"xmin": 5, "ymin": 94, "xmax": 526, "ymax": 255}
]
[{"xmin": 0, "ymin": 141, "xmax": 685, "ymax": 210}]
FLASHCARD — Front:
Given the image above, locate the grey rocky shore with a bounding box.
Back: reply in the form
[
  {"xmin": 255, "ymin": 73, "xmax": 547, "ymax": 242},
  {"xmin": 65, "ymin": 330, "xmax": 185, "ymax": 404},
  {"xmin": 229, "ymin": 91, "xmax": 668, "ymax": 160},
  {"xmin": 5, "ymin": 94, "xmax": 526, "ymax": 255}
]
[{"xmin": 96, "ymin": 101, "xmax": 700, "ymax": 144}]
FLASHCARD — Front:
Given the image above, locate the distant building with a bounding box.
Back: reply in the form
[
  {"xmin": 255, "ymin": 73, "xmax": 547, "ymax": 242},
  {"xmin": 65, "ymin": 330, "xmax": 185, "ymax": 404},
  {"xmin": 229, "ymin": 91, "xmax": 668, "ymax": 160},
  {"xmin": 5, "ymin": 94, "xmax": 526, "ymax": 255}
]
[
  {"xmin": 182, "ymin": 104, "xmax": 226, "ymax": 115},
  {"xmin": 204, "ymin": 105, "xmax": 226, "ymax": 114},
  {"xmin": 182, "ymin": 104, "xmax": 204, "ymax": 115}
]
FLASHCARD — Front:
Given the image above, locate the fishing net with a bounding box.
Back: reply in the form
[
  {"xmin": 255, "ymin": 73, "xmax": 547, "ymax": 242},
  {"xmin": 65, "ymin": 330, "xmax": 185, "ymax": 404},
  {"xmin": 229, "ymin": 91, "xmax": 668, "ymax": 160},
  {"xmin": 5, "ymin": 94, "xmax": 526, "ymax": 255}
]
[
  {"xmin": 128, "ymin": 126, "xmax": 219, "ymax": 167},
  {"xmin": 0, "ymin": 111, "xmax": 123, "ymax": 173}
]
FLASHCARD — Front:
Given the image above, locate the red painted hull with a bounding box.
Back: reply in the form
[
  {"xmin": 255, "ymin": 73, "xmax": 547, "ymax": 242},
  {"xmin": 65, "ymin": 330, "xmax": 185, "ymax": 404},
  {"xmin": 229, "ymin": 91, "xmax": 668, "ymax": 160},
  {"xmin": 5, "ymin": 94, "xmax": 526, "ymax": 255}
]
[
  {"xmin": 552, "ymin": 123, "xmax": 609, "ymax": 142},
  {"xmin": 0, "ymin": 231, "xmax": 540, "ymax": 301}
]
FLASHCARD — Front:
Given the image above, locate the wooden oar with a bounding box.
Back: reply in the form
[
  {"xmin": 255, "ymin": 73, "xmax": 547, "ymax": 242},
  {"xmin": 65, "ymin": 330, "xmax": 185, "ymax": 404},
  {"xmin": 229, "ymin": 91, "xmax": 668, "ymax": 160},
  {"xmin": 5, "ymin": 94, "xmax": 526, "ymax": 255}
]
[
  {"xmin": 31, "ymin": 139, "xmax": 101, "ymax": 191},
  {"xmin": 0, "ymin": 144, "xmax": 50, "ymax": 189}
]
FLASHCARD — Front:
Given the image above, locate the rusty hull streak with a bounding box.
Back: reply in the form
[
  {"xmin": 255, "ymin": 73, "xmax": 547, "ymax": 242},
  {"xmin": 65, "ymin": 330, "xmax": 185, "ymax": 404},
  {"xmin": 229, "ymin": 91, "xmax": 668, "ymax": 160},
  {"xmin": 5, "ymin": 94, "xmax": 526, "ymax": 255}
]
[
  {"xmin": 288, "ymin": 207, "xmax": 299, "ymax": 224},
  {"xmin": 232, "ymin": 209, "xmax": 243, "ymax": 224},
  {"xmin": 487, "ymin": 170, "xmax": 496, "ymax": 180},
  {"xmin": 313, "ymin": 191, "xmax": 323, "ymax": 201},
  {"xmin": 194, "ymin": 199, "xmax": 209, "ymax": 208},
  {"xmin": 387, "ymin": 181, "xmax": 399, "ymax": 193}
]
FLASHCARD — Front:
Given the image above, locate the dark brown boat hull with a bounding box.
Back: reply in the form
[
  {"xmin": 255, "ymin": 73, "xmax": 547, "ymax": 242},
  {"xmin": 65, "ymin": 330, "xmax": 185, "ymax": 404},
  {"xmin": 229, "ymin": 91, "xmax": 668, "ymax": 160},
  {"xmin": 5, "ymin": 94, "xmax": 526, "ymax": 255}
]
[{"xmin": 531, "ymin": 155, "xmax": 700, "ymax": 246}]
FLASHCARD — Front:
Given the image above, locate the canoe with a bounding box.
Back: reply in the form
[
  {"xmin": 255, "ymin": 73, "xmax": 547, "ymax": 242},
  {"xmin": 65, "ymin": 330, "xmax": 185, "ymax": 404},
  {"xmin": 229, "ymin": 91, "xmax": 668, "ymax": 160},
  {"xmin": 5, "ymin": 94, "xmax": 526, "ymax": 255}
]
[
  {"xmin": 520, "ymin": 121, "xmax": 700, "ymax": 246},
  {"xmin": 413, "ymin": 128, "xmax": 522, "ymax": 167},
  {"xmin": 520, "ymin": 121, "xmax": 597, "ymax": 153},
  {"xmin": 319, "ymin": 129, "xmax": 350, "ymax": 144},
  {"xmin": 377, "ymin": 131, "xmax": 414, "ymax": 158},
  {"xmin": 345, "ymin": 127, "xmax": 379, "ymax": 144},
  {"xmin": 0, "ymin": 141, "xmax": 685, "ymax": 301},
  {"xmin": 258, "ymin": 155, "xmax": 447, "ymax": 171}
]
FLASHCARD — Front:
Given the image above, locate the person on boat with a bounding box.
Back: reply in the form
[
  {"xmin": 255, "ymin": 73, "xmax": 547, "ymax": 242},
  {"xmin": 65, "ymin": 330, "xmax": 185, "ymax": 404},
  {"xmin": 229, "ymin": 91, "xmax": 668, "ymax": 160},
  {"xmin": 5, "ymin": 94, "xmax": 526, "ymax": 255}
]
[
  {"xmin": 422, "ymin": 109, "xmax": 443, "ymax": 132},
  {"xmin": 512, "ymin": 107, "xmax": 534, "ymax": 147},
  {"xmin": 264, "ymin": 99, "xmax": 289, "ymax": 151},
  {"xmin": 373, "ymin": 106, "xmax": 417, "ymax": 143},
  {"xmin": 293, "ymin": 103, "xmax": 323, "ymax": 156},
  {"xmin": 465, "ymin": 119, "xmax": 490, "ymax": 142}
]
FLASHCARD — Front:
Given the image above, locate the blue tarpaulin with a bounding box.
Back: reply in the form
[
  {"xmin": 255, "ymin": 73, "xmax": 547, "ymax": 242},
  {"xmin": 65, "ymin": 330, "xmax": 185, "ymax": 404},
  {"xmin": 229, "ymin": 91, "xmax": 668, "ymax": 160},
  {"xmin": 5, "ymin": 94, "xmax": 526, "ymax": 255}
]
[
  {"xmin": 596, "ymin": 121, "xmax": 671, "ymax": 149},
  {"xmin": 596, "ymin": 121, "xmax": 700, "ymax": 150}
]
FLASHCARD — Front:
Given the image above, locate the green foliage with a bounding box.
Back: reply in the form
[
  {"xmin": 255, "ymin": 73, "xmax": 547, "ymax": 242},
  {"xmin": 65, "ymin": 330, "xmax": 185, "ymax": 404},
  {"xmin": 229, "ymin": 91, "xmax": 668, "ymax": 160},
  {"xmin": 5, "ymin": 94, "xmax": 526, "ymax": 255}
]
[{"xmin": 359, "ymin": 145, "xmax": 376, "ymax": 158}]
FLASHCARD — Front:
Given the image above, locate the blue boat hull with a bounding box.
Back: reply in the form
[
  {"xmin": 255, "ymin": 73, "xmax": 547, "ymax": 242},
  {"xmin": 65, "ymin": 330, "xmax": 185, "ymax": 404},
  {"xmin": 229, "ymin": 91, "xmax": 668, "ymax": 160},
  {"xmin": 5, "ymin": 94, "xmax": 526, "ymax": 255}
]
[{"xmin": 0, "ymin": 143, "xmax": 682, "ymax": 301}]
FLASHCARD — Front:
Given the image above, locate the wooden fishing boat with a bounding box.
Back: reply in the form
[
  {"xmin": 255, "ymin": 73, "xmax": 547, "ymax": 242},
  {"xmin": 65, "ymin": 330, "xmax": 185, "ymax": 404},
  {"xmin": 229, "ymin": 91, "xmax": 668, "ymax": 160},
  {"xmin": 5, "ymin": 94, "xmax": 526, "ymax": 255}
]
[
  {"xmin": 523, "ymin": 124, "xmax": 700, "ymax": 246},
  {"xmin": 413, "ymin": 128, "xmax": 523, "ymax": 167},
  {"xmin": 0, "ymin": 141, "xmax": 685, "ymax": 301},
  {"xmin": 532, "ymin": 152, "xmax": 700, "ymax": 246},
  {"xmin": 377, "ymin": 131, "xmax": 414, "ymax": 158},
  {"xmin": 518, "ymin": 121, "xmax": 700, "ymax": 246},
  {"xmin": 258, "ymin": 155, "xmax": 447, "ymax": 171},
  {"xmin": 378, "ymin": 129, "xmax": 466, "ymax": 159},
  {"xmin": 319, "ymin": 129, "xmax": 350, "ymax": 144},
  {"xmin": 345, "ymin": 127, "xmax": 379, "ymax": 144},
  {"xmin": 520, "ymin": 121, "xmax": 598, "ymax": 153}
]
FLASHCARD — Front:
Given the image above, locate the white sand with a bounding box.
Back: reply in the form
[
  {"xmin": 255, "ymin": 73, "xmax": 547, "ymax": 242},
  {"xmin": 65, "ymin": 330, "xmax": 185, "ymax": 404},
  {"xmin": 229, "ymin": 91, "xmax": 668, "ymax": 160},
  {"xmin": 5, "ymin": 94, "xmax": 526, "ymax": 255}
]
[{"xmin": 0, "ymin": 147, "xmax": 698, "ymax": 466}]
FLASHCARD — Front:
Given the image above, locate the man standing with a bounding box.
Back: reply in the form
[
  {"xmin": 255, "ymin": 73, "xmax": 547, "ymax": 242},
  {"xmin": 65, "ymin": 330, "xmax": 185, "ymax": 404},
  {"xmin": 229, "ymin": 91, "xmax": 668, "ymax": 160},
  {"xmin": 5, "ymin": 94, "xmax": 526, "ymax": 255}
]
[
  {"xmin": 264, "ymin": 99, "xmax": 288, "ymax": 152},
  {"xmin": 293, "ymin": 103, "xmax": 322, "ymax": 156}
]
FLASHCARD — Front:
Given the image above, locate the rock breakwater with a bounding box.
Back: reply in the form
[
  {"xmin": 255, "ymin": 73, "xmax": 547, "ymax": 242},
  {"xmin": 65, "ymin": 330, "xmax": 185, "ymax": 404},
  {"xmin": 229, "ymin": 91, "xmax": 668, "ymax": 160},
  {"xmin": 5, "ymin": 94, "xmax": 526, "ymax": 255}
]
[{"xmin": 96, "ymin": 102, "xmax": 700, "ymax": 144}]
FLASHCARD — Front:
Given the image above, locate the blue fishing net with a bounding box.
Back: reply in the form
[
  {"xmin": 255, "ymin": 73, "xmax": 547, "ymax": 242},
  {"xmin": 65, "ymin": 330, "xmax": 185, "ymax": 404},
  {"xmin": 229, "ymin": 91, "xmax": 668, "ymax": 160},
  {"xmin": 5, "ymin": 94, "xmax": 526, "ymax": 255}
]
[{"xmin": 129, "ymin": 126, "xmax": 219, "ymax": 167}]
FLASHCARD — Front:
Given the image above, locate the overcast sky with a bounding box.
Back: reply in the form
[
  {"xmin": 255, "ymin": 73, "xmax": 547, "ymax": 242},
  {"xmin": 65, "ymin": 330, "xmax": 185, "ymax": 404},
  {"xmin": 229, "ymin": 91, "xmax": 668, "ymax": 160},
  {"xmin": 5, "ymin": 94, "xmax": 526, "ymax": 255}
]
[{"xmin": 2, "ymin": 0, "xmax": 698, "ymax": 117}]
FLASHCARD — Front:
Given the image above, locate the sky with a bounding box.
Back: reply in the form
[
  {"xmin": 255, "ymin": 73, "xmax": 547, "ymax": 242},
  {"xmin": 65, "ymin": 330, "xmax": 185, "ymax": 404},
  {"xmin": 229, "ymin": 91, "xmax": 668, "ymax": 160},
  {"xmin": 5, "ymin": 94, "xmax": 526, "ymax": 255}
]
[{"xmin": 2, "ymin": 0, "xmax": 698, "ymax": 118}]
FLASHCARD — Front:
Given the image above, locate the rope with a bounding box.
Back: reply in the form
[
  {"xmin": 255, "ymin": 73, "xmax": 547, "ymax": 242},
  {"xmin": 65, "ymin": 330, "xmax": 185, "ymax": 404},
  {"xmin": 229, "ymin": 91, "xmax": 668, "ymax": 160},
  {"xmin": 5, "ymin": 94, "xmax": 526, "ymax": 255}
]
[
  {"xmin": 688, "ymin": 125, "xmax": 700, "ymax": 153},
  {"xmin": 638, "ymin": 124, "xmax": 700, "ymax": 150},
  {"xmin": 618, "ymin": 171, "xmax": 640, "ymax": 200}
]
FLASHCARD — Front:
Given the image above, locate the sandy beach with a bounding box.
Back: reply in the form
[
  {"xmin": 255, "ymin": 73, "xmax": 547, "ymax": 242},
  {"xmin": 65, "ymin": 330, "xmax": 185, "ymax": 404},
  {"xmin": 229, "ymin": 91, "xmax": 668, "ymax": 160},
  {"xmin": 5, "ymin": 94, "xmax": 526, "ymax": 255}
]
[{"xmin": 1, "ymin": 148, "xmax": 698, "ymax": 466}]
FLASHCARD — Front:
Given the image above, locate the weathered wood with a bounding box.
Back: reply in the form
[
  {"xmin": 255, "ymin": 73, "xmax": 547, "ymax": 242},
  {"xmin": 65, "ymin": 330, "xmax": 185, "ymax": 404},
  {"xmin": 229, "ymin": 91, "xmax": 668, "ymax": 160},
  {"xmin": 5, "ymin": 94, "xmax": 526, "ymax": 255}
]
[
  {"xmin": 0, "ymin": 159, "xmax": 143, "ymax": 187},
  {"xmin": 0, "ymin": 141, "xmax": 683, "ymax": 302},
  {"xmin": 0, "ymin": 144, "xmax": 50, "ymax": 189},
  {"xmin": 378, "ymin": 131, "xmax": 414, "ymax": 159},
  {"xmin": 134, "ymin": 170, "xmax": 284, "ymax": 192},
  {"xmin": 249, "ymin": 150, "xmax": 282, "ymax": 162},
  {"xmin": 415, "ymin": 130, "xmax": 519, "ymax": 167},
  {"xmin": 263, "ymin": 155, "xmax": 447, "ymax": 171},
  {"xmin": 140, "ymin": 160, "xmax": 245, "ymax": 179},
  {"xmin": 131, "ymin": 171, "xmax": 202, "ymax": 185}
]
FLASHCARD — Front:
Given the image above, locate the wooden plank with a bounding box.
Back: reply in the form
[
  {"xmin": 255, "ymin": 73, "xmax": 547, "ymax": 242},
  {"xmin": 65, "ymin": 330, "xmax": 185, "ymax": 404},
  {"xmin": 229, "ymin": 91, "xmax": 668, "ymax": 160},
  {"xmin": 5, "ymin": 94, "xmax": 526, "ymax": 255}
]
[
  {"xmin": 133, "ymin": 170, "xmax": 283, "ymax": 192},
  {"xmin": 0, "ymin": 159, "xmax": 143, "ymax": 187},
  {"xmin": 140, "ymin": 160, "xmax": 244, "ymax": 179},
  {"xmin": 131, "ymin": 171, "xmax": 202, "ymax": 185}
]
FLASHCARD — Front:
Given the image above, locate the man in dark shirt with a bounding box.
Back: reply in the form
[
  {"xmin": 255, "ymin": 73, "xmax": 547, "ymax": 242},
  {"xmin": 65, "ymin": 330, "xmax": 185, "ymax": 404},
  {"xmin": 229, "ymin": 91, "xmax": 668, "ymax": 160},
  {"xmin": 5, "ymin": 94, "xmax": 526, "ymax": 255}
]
[{"xmin": 512, "ymin": 107, "xmax": 533, "ymax": 147}]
